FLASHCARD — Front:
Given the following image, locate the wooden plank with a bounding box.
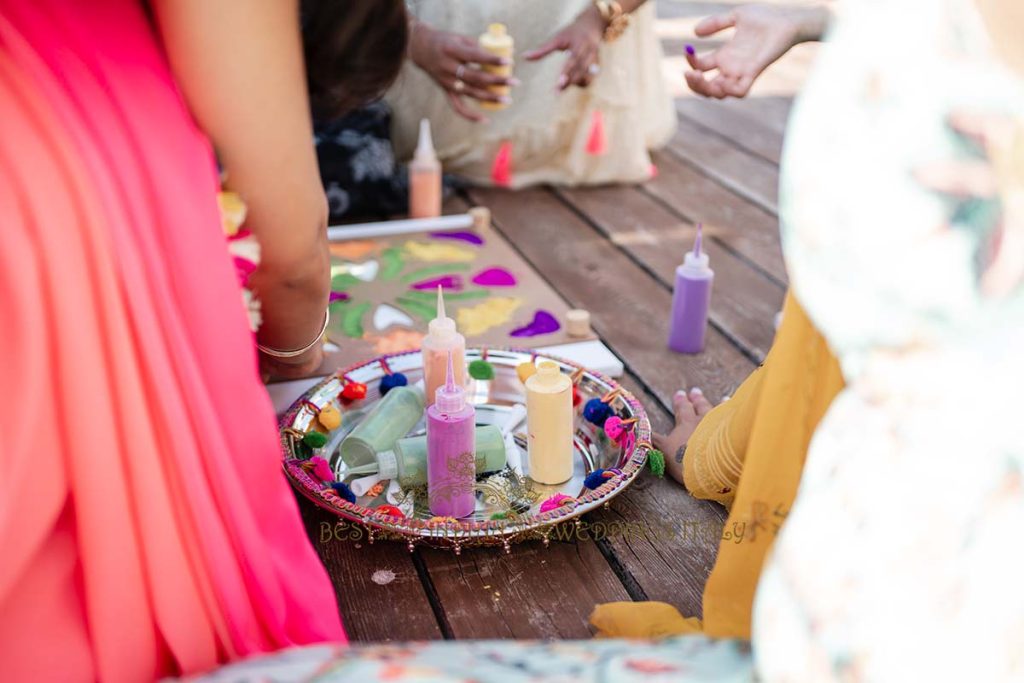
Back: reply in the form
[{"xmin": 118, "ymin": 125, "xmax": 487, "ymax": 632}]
[
  {"xmin": 556, "ymin": 184, "xmax": 783, "ymax": 362},
  {"xmin": 469, "ymin": 186, "xmax": 756, "ymax": 407},
  {"xmin": 417, "ymin": 538, "xmax": 631, "ymax": 639},
  {"xmin": 645, "ymin": 150, "xmax": 787, "ymax": 285},
  {"xmin": 665, "ymin": 114, "xmax": 780, "ymax": 217},
  {"xmin": 675, "ymin": 98, "xmax": 783, "ymax": 165},
  {"xmin": 297, "ymin": 498, "xmax": 444, "ymax": 642}
]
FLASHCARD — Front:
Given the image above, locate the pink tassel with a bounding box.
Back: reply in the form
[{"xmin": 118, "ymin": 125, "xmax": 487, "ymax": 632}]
[
  {"xmin": 491, "ymin": 141, "xmax": 512, "ymax": 187},
  {"xmin": 585, "ymin": 109, "xmax": 607, "ymax": 156}
]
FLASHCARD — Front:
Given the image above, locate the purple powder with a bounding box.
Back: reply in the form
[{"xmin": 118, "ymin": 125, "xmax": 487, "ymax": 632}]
[
  {"xmin": 471, "ymin": 267, "xmax": 517, "ymax": 287},
  {"xmin": 509, "ymin": 310, "xmax": 561, "ymax": 337},
  {"xmin": 429, "ymin": 231, "xmax": 485, "ymax": 246}
]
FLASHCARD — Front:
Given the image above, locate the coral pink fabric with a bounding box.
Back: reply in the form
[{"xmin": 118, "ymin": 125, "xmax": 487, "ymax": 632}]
[{"xmin": 0, "ymin": 1, "xmax": 345, "ymax": 680}]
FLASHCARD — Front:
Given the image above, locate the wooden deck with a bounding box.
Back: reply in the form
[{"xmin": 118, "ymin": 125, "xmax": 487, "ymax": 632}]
[{"xmin": 297, "ymin": 1, "xmax": 818, "ymax": 642}]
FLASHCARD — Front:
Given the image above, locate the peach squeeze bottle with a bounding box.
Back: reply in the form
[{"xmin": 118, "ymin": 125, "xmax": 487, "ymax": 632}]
[
  {"xmin": 409, "ymin": 118, "xmax": 441, "ymax": 218},
  {"xmin": 525, "ymin": 361, "xmax": 574, "ymax": 484},
  {"xmin": 421, "ymin": 286, "xmax": 466, "ymax": 407},
  {"xmin": 478, "ymin": 23, "xmax": 514, "ymax": 111}
]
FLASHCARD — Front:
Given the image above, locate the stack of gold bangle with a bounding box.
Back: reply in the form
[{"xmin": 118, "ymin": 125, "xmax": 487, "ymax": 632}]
[{"xmin": 593, "ymin": 0, "xmax": 630, "ymax": 42}]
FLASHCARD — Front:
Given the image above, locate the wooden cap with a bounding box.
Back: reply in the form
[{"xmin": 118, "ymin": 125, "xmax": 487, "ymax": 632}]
[
  {"xmin": 469, "ymin": 206, "xmax": 491, "ymax": 231},
  {"xmin": 565, "ymin": 309, "xmax": 591, "ymax": 337}
]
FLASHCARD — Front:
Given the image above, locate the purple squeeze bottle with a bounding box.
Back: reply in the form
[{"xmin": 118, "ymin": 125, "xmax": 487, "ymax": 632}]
[
  {"xmin": 668, "ymin": 224, "xmax": 714, "ymax": 354},
  {"xmin": 426, "ymin": 350, "xmax": 477, "ymax": 518}
]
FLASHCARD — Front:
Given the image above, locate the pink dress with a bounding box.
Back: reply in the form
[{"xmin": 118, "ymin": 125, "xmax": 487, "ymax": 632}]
[{"xmin": 0, "ymin": 0, "xmax": 345, "ymax": 680}]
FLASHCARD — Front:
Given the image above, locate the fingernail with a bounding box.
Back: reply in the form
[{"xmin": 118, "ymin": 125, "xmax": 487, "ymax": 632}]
[
  {"xmin": 498, "ymin": 96, "xmax": 512, "ymax": 104},
  {"xmin": 685, "ymin": 44, "xmax": 695, "ymax": 56},
  {"xmin": 689, "ymin": 387, "xmax": 703, "ymax": 395},
  {"xmin": 499, "ymin": 57, "xmax": 512, "ymax": 65},
  {"xmin": 509, "ymin": 77, "xmax": 522, "ymax": 87},
  {"xmin": 556, "ymin": 74, "xmax": 567, "ymax": 89},
  {"xmin": 675, "ymin": 390, "xmax": 686, "ymax": 399}
]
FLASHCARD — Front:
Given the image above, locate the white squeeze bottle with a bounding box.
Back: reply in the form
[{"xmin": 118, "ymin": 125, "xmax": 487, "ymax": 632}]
[{"xmin": 421, "ymin": 286, "xmax": 466, "ymax": 407}]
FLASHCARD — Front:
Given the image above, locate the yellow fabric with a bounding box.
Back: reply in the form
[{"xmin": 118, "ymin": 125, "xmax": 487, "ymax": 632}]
[
  {"xmin": 590, "ymin": 602, "xmax": 702, "ymax": 638},
  {"xmin": 589, "ymin": 292, "xmax": 844, "ymax": 640}
]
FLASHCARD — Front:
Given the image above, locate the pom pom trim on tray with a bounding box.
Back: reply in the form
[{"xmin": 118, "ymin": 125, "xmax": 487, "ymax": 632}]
[
  {"xmin": 468, "ymin": 347, "xmax": 495, "ymax": 380},
  {"xmin": 378, "ymin": 358, "xmax": 409, "ymax": 396}
]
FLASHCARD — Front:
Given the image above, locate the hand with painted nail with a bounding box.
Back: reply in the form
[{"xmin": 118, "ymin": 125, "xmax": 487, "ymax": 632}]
[
  {"xmin": 522, "ymin": 4, "xmax": 605, "ymax": 91},
  {"xmin": 409, "ymin": 20, "xmax": 517, "ymax": 122},
  {"xmin": 652, "ymin": 387, "xmax": 715, "ymax": 485},
  {"xmin": 684, "ymin": 4, "xmax": 831, "ymax": 100}
]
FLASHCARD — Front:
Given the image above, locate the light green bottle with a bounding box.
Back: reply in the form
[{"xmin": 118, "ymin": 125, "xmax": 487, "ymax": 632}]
[
  {"xmin": 346, "ymin": 425, "xmax": 508, "ymax": 488},
  {"xmin": 339, "ymin": 383, "xmax": 426, "ymax": 469}
]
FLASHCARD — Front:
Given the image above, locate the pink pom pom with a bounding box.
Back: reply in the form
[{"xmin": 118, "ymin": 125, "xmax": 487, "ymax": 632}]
[
  {"xmin": 604, "ymin": 416, "xmax": 626, "ymax": 443},
  {"xmin": 539, "ymin": 493, "xmax": 576, "ymax": 513},
  {"xmin": 491, "ymin": 141, "xmax": 513, "ymax": 187},
  {"xmin": 309, "ymin": 456, "xmax": 334, "ymax": 483},
  {"xmin": 585, "ymin": 109, "xmax": 607, "ymax": 156}
]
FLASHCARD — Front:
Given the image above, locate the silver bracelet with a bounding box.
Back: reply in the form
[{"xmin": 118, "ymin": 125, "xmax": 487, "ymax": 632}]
[{"xmin": 256, "ymin": 309, "xmax": 330, "ymax": 359}]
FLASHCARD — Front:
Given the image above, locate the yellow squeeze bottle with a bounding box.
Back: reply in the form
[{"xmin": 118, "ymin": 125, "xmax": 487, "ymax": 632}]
[
  {"xmin": 524, "ymin": 361, "xmax": 574, "ymax": 484},
  {"xmin": 421, "ymin": 286, "xmax": 466, "ymax": 407},
  {"xmin": 478, "ymin": 23, "xmax": 514, "ymax": 111}
]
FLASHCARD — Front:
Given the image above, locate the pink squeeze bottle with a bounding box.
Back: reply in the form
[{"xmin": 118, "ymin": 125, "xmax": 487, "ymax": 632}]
[
  {"xmin": 426, "ymin": 351, "xmax": 476, "ymax": 518},
  {"xmin": 668, "ymin": 224, "xmax": 714, "ymax": 354}
]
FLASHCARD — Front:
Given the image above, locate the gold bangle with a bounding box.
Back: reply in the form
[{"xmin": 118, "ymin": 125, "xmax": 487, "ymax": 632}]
[
  {"xmin": 257, "ymin": 309, "xmax": 329, "ymax": 359},
  {"xmin": 593, "ymin": 0, "xmax": 631, "ymax": 42}
]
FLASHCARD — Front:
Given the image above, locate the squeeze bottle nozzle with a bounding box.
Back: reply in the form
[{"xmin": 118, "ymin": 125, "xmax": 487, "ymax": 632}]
[
  {"xmin": 428, "ymin": 285, "xmax": 457, "ymax": 339},
  {"xmin": 434, "ymin": 350, "xmax": 466, "ymax": 414}
]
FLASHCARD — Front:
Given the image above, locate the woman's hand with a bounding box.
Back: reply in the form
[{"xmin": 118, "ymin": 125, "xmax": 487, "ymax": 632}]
[
  {"xmin": 410, "ymin": 21, "xmax": 517, "ymax": 122},
  {"xmin": 523, "ymin": 5, "xmax": 605, "ymax": 91},
  {"xmin": 684, "ymin": 4, "xmax": 830, "ymax": 99}
]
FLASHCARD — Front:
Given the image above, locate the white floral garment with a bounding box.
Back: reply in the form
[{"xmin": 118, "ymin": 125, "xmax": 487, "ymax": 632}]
[{"xmin": 754, "ymin": 0, "xmax": 1024, "ymax": 680}]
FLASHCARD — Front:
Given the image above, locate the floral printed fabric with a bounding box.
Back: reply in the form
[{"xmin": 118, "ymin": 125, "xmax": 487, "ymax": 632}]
[
  {"xmin": 178, "ymin": 636, "xmax": 751, "ymax": 683},
  {"xmin": 314, "ymin": 101, "xmax": 460, "ymax": 222}
]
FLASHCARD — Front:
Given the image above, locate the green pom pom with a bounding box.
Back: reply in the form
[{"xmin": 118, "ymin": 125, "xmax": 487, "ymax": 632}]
[
  {"xmin": 468, "ymin": 359, "xmax": 495, "ymax": 380},
  {"xmin": 647, "ymin": 449, "xmax": 666, "ymax": 478},
  {"xmin": 490, "ymin": 511, "xmax": 510, "ymax": 520},
  {"xmin": 303, "ymin": 431, "xmax": 328, "ymax": 449}
]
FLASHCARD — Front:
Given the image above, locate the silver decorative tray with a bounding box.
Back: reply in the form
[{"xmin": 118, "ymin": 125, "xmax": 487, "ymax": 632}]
[{"xmin": 280, "ymin": 348, "xmax": 651, "ymax": 553}]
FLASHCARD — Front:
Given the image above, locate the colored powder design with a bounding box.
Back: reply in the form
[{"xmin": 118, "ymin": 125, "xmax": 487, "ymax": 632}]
[
  {"xmin": 329, "ymin": 240, "xmax": 377, "ymax": 260},
  {"xmin": 328, "ymin": 291, "xmax": 349, "ymax": 303},
  {"xmin": 471, "ymin": 267, "xmax": 516, "ymax": 287},
  {"xmin": 401, "ymin": 262, "xmax": 471, "ymax": 284},
  {"xmin": 372, "ymin": 304, "xmax": 414, "ymax": 331},
  {"xmin": 429, "ymin": 231, "xmax": 485, "ymax": 245},
  {"xmin": 331, "ymin": 259, "xmax": 378, "ymax": 282},
  {"xmin": 456, "ymin": 297, "xmax": 523, "ymax": 336},
  {"xmin": 340, "ymin": 302, "xmax": 372, "ymax": 338},
  {"xmin": 373, "ymin": 329, "xmax": 425, "ymax": 355},
  {"xmin": 403, "ymin": 240, "xmax": 476, "ymax": 263},
  {"xmin": 510, "ymin": 309, "xmax": 561, "ymax": 337},
  {"xmin": 410, "ymin": 275, "xmax": 464, "ymax": 291}
]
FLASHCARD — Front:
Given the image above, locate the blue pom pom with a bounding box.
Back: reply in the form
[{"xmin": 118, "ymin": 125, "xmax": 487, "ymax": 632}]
[
  {"xmin": 583, "ymin": 468, "xmax": 622, "ymax": 490},
  {"xmin": 584, "ymin": 469, "xmax": 610, "ymax": 490},
  {"xmin": 379, "ymin": 372, "xmax": 409, "ymax": 396},
  {"xmin": 583, "ymin": 398, "xmax": 614, "ymax": 427},
  {"xmin": 330, "ymin": 481, "xmax": 357, "ymax": 504}
]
